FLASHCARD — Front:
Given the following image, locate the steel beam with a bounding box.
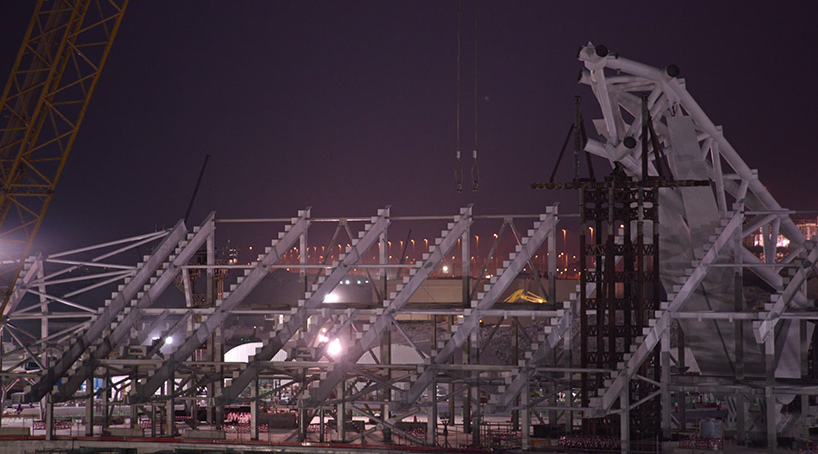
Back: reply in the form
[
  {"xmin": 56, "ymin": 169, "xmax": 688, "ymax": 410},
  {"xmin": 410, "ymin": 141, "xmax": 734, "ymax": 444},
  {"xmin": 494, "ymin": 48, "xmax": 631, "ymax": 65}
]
[
  {"xmin": 27, "ymin": 219, "xmax": 188, "ymax": 401},
  {"xmin": 215, "ymin": 207, "xmax": 390, "ymax": 405},
  {"xmin": 131, "ymin": 209, "xmax": 312, "ymax": 403},
  {"xmin": 307, "ymin": 206, "xmax": 473, "ymax": 406},
  {"xmin": 55, "ymin": 213, "xmax": 216, "ymax": 401},
  {"xmin": 404, "ymin": 206, "xmax": 557, "ymax": 406},
  {"xmin": 755, "ymin": 241, "xmax": 818, "ymax": 344}
]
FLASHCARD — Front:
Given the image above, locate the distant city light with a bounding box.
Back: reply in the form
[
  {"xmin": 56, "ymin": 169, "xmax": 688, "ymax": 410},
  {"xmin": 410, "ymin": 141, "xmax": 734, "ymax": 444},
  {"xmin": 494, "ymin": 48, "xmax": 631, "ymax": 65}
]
[{"xmin": 165, "ymin": 336, "xmax": 173, "ymax": 345}]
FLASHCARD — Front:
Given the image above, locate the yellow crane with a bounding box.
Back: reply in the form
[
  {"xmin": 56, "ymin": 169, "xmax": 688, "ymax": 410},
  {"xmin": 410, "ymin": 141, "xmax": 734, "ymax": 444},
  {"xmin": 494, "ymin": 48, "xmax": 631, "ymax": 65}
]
[
  {"xmin": 503, "ymin": 289, "xmax": 547, "ymax": 304},
  {"xmin": 0, "ymin": 0, "xmax": 128, "ymax": 317}
]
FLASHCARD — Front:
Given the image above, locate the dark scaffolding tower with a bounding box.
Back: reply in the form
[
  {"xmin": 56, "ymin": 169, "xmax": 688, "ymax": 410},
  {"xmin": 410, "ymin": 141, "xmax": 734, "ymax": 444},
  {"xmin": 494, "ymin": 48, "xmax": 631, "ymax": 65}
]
[
  {"xmin": 534, "ymin": 95, "xmax": 708, "ymax": 441},
  {"xmin": 578, "ymin": 165, "xmax": 661, "ymax": 438}
]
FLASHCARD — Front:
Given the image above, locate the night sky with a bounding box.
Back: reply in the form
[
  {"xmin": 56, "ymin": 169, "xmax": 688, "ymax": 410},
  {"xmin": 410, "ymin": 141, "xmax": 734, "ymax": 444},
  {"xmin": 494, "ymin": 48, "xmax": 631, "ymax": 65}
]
[{"xmin": 1, "ymin": 1, "xmax": 817, "ymax": 256}]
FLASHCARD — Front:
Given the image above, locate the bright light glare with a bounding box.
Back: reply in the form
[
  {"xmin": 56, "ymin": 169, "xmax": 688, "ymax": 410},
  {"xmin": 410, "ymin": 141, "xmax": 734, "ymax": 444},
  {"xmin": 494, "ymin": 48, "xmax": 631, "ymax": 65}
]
[
  {"xmin": 442, "ymin": 265, "xmax": 449, "ymax": 273},
  {"xmin": 323, "ymin": 292, "xmax": 340, "ymax": 303},
  {"xmin": 318, "ymin": 334, "xmax": 329, "ymax": 343},
  {"xmin": 327, "ymin": 339, "xmax": 342, "ymax": 357},
  {"xmin": 165, "ymin": 336, "xmax": 173, "ymax": 345}
]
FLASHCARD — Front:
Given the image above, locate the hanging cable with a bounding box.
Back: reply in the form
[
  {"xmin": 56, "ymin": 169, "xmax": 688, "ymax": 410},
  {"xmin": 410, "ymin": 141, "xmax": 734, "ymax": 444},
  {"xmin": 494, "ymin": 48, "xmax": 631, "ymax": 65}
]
[
  {"xmin": 455, "ymin": 0, "xmax": 463, "ymax": 192},
  {"xmin": 471, "ymin": 0, "xmax": 479, "ymax": 191}
]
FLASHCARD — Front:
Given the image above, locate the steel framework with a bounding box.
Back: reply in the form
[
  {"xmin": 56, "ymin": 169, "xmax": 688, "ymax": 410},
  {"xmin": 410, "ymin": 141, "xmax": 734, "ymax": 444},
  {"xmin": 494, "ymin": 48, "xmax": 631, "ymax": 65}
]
[{"xmin": 0, "ymin": 45, "xmax": 813, "ymax": 454}]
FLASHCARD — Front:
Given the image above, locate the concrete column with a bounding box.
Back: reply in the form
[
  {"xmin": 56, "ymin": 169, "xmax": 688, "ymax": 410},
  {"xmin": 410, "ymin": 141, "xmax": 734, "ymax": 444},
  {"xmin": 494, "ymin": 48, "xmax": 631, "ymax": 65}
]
[{"xmin": 166, "ymin": 371, "xmax": 174, "ymax": 437}]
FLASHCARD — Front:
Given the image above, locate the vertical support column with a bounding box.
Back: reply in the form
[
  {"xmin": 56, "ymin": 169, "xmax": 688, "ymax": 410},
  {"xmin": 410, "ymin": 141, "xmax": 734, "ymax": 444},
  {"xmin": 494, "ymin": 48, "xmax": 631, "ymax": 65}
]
[
  {"xmin": 427, "ymin": 374, "xmax": 438, "ymax": 446},
  {"xmin": 250, "ymin": 371, "xmax": 259, "ymax": 440},
  {"xmin": 511, "ymin": 320, "xmax": 519, "ymax": 430},
  {"xmin": 380, "ymin": 321, "xmax": 392, "ymax": 443},
  {"xmin": 206, "ymin": 226, "xmax": 217, "ymax": 427},
  {"xmin": 44, "ymin": 393, "xmax": 54, "ymax": 440},
  {"xmin": 661, "ymin": 328, "xmax": 671, "ymax": 438},
  {"xmin": 319, "ymin": 407, "xmax": 325, "ymax": 442},
  {"xmin": 37, "ymin": 259, "xmax": 52, "ymax": 437},
  {"xmin": 429, "ymin": 314, "xmax": 438, "ymax": 444},
  {"xmin": 150, "ymin": 404, "xmax": 157, "ymax": 438},
  {"xmin": 447, "ymin": 315, "xmax": 455, "ymax": 427},
  {"xmin": 621, "ymin": 385, "xmax": 630, "ymax": 454},
  {"xmin": 336, "ymin": 379, "xmax": 346, "ymax": 442},
  {"xmin": 463, "ymin": 222, "xmax": 474, "ymax": 440},
  {"xmin": 206, "ymin": 221, "xmax": 215, "ymax": 306},
  {"xmin": 298, "ymin": 395, "xmax": 307, "ymax": 442},
  {"xmin": 214, "ymin": 326, "xmax": 224, "ymax": 430},
  {"xmin": 801, "ymin": 320, "xmax": 810, "ymax": 441},
  {"xmin": 564, "ymin": 305, "xmax": 573, "ymax": 434},
  {"xmin": 521, "ymin": 377, "xmax": 530, "ymax": 451},
  {"xmin": 548, "ymin": 210, "xmax": 557, "ymax": 308},
  {"xmin": 464, "ymin": 336, "xmax": 472, "ymax": 435},
  {"xmin": 300, "ymin": 227, "xmax": 308, "ymax": 294},
  {"xmin": 166, "ymin": 371, "xmax": 175, "ymax": 437},
  {"xmin": 735, "ymin": 216, "xmax": 746, "ymax": 444},
  {"xmin": 379, "ymin": 230, "xmax": 391, "ymax": 443},
  {"xmin": 472, "ymin": 331, "xmax": 481, "ymax": 447},
  {"xmin": 678, "ymin": 328, "xmax": 686, "ymax": 431},
  {"xmin": 86, "ymin": 376, "xmax": 94, "ymax": 436},
  {"xmin": 130, "ymin": 371, "xmax": 138, "ymax": 429},
  {"xmin": 765, "ymin": 335, "xmax": 776, "ymax": 451},
  {"xmin": 103, "ymin": 373, "xmax": 110, "ymax": 432}
]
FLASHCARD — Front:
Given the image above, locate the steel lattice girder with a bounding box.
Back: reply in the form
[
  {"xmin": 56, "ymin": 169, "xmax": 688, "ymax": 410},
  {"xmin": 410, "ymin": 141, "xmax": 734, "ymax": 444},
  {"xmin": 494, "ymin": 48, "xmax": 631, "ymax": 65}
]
[
  {"xmin": 215, "ymin": 207, "xmax": 391, "ymax": 405},
  {"xmin": 402, "ymin": 206, "xmax": 558, "ymax": 407},
  {"xmin": 27, "ymin": 218, "xmax": 187, "ymax": 401},
  {"xmin": 0, "ymin": 0, "xmax": 129, "ymax": 313},
  {"xmin": 132, "ymin": 208, "xmax": 313, "ymax": 404},
  {"xmin": 306, "ymin": 205, "xmax": 474, "ymax": 406}
]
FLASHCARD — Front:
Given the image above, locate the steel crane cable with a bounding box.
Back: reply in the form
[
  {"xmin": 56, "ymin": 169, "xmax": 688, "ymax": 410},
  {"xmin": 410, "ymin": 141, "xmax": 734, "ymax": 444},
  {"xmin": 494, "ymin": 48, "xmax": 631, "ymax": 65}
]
[
  {"xmin": 471, "ymin": 0, "xmax": 479, "ymax": 191},
  {"xmin": 455, "ymin": 0, "xmax": 463, "ymax": 192}
]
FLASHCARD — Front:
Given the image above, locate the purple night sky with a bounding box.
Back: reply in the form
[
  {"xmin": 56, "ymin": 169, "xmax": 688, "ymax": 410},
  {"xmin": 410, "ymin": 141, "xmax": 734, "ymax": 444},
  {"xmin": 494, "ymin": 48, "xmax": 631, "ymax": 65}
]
[{"xmin": 1, "ymin": 1, "xmax": 816, "ymax": 256}]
